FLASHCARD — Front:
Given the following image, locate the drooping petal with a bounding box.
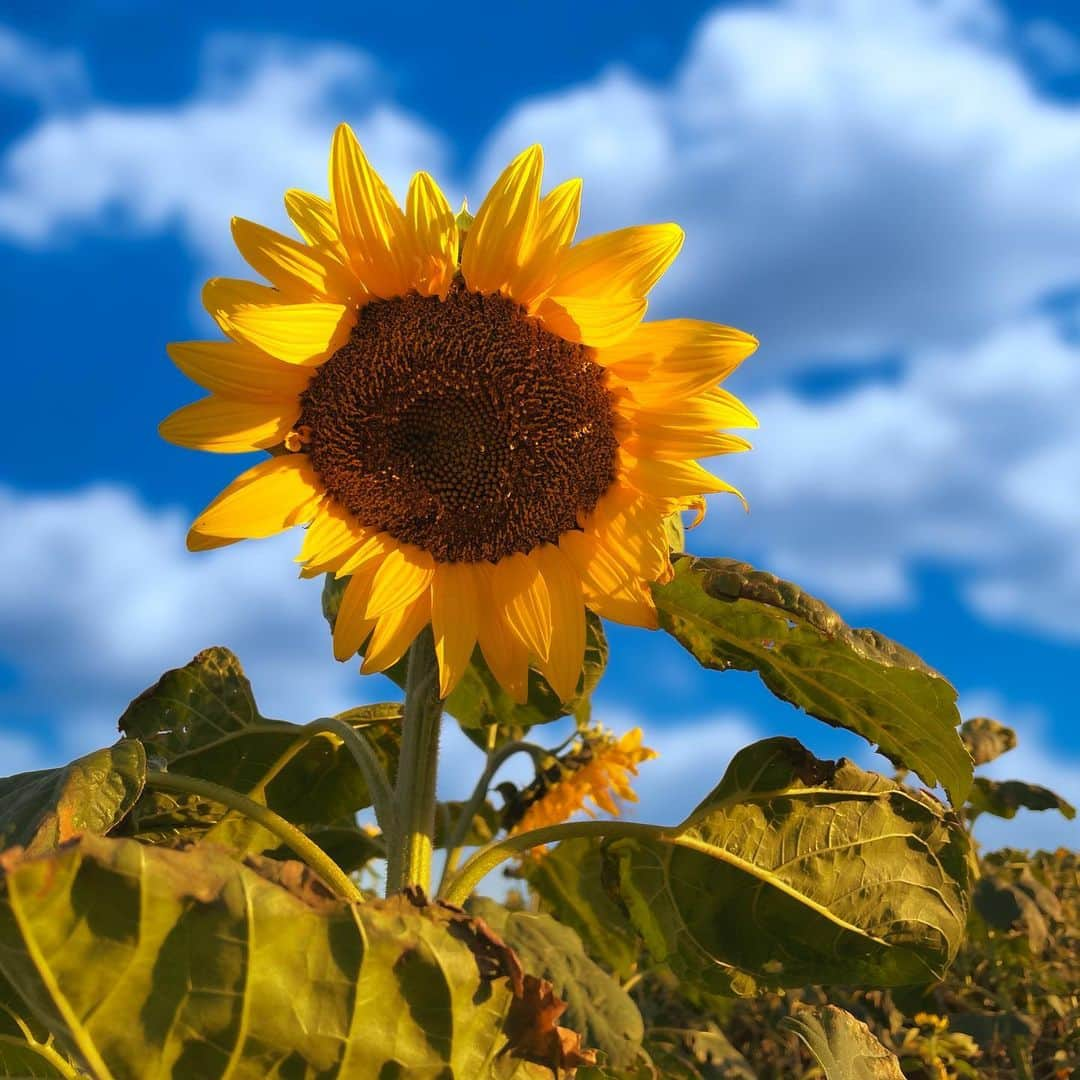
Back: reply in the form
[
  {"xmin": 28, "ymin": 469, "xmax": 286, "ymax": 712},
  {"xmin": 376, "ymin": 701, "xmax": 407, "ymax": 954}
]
[
  {"xmin": 220, "ymin": 302, "xmax": 354, "ymax": 365},
  {"xmin": 362, "ymin": 544, "xmax": 436, "ymax": 620},
  {"xmin": 626, "ymin": 456, "xmax": 747, "ymax": 504},
  {"xmin": 362, "ymin": 592, "xmax": 433, "ymax": 674},
  {"xmin": 461, "ymin": 145, "xmax": 543, "ymax": 297},
  {"xmin": 405, "ymin": 171, "xmax": 459, "ymax": 298},
  {"xmin": 559, "ymin": 529, "xmax": 659, "ymax": 629},
  {"xmin": 599, "ymin": 320, "xmax": 758, "ymax": 401},
  {"xmin": 476, "ymin": 605, "xmax": 531, "ymax": 705},
  {"xmin": 329, "ymin": 123, "xmax": 412, "ymax": 298},
  {"xmin": 296, "ymin": 501, "xmax": 366, "ymax": 575},
  {"xmin": 431, "ymin": 562, "xmax": 481, "ymax": 698},
  {"xmin": 166, "ymin": 341, "xmax": 313, "ymax": 400},
  {"xmin": 491, "ymin": 550, "xmax": 552, "ymax": 662},
  {"xmin": 159, "ymin": 396, "xmax": 299, "ymax": 453},
  {"xmin": 187, "ymin": 454, "xmax": 322, "ymax": 548},
  {"xmin": 510, "ymin": 177, "xmax": 582, "ymax": 306},
  {"xmin": 533, "ymin": 544, "xmax": 585, "ymax": 702},
  {"xmin": 231, "ymin": 217, "xmax": 363, "ymax": 302},
  {"xmin": 332, "ymin": 570, "xmax": 377, "ymax": 661}
]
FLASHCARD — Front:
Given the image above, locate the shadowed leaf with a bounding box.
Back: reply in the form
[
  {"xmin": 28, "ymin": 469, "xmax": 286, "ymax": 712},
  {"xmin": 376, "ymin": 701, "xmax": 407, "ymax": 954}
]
[
  {"xmin": 608, "ymin": 738, "xmax": 973, "ymax": 994},
  {"xmin": 652, "ymin": 557, "xmax": 972, "ymax": 803},
  {"xmin": 966, "ymin": 777, "xmax": 1076, "ymax": 822},
  {"xmin": 0, "ymin": 741, "xmax": 145, "ymax": 857},
  {"xmin": 960, "ymin": 717, "xmax": 1017, "ymax": 766},
  {"xmin": 780, "ymin": 1005, "xmax": 904, "ymax": 1079},
  {"xmin": 470, "ymin": 898, "xmax": 644, "ymax": 1070},
  {"xmin": 0, "ymin": 835, "xmax": 564, "ymax": 1079}
]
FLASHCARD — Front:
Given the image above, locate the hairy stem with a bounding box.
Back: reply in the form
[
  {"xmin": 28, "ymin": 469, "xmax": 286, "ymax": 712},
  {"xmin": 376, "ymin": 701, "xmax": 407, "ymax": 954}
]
[
  {"xmin": 385, "ymin": 628, "xmax": 443, "ymax": 895},
  {"xmin": 145, "ymin": 770, "xmax": 363, "ymax": 903},
  {"xmin": 440, "ymin": 819, "xmax": 671, "ymax": 906}
]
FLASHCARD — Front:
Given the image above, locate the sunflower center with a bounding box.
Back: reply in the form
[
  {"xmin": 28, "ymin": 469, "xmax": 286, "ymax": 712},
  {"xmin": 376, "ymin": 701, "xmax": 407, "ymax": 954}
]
[{"xmin": 296, "ymin": 283, "xmax": 619, "ymax": 563}]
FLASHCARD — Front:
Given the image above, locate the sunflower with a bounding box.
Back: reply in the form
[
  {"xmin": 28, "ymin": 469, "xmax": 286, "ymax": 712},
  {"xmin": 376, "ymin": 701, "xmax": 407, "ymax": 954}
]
[
  {"xmin": 162, "ymin": 124, "xmax": 757, "ymax": 701},
  {"xmin": 505, "ymin": 728, "xmax": 658, "ymax": 837}
]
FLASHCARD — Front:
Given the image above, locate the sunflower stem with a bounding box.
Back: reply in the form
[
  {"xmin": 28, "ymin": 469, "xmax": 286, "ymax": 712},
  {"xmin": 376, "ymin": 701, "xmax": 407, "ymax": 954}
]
[
  {"xmin": 439, "ymin": 819, "xmax": 671, "ymax": 906},
  {"xmin": 145, "ymin": 770, "xmax": 363, "ymax": 903},
  {"xmin": 386, "ymin": 627, "xmax": 443, "ymax": 895}
]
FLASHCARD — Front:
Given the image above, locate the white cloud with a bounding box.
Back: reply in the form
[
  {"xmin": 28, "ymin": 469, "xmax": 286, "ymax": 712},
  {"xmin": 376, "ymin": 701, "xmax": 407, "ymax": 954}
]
[
  {"xmin": 0, "ymin": 484, "xmax": 382, "ymax": 763},
  {"xmin": 701, "ymin": 312, "xmax": 1080, "ymax": 640},
  {"xmin": 0, "ymin": 32, "xmax": 447, "ymax": 274},
  {"xmin": 0, "ymin": 26, "xmax": 88, "ymax": 108},
  {"xmin": 477, "ymin": 0, "xmax": 1080, "ymax": 364}
]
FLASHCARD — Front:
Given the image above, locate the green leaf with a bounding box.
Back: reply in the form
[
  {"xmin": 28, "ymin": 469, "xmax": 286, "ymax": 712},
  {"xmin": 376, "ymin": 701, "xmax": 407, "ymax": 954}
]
[
  {"xmin": 323, "ymin": 576, "xmax": 608, "ymax": 746},
  {"xmin": 960, "ymin": 716, "xmax": 1017, "ymax": 766},
  {"xmin": 523, "ymin": 837, "xmax": 640, "ymax": 980},
  {"xmin": 470, "ymin": 898, "xmax": 644, "ymax": 1070},
  {"xmin": 780, "ymin": 1005, "xmax": 904, "ymax": 1079},
  {"xmin": 117, "ymin": 648, "xmax": 401, "ymax": 856},
  {"xmin": 0, "ymin": 742, "xmax": 145, "ymax": 857},
  {"xmin": 609, "ymin": 737, "xmax": 973, "ymax": 993},
  {"xmin": 1, "ymin": 970, "xmax": 84, "ymax": 1078},
  {"xmin": 0, "ymin": 834, "xmax": 564, "ymax": 1079},
  {"xmin": 641, "ymin": 1028, "xmax": 755, "ymax": 1080},
  {"xmin": 966, "ymin": 777, "xmax": 1076, "ymax": 822},
  {"xmin": 652, "ymin": 557, "xmax": 972, "ymax": 803}
]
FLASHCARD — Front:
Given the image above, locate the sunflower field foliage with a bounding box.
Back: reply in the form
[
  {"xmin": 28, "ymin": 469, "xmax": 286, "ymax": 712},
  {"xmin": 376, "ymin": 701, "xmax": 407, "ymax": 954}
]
[{"xmin": 0, "ymin": 127, "xmax": 1076, "ymax": 1079}]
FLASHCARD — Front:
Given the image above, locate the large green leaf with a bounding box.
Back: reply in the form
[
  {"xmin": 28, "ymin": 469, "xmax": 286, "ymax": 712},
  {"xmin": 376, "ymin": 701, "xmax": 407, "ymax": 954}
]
[
  {"xmin": 779, "ymin": 1005, "xmax": 904, "ymax": 1079},
  {"xmin": 470, "ymin": 898, "xmax": 644, "ymax": 1070},
  {"xmin": 117, "ymin": 648, "xmax": 400, "ymax": 856},
  {"xmin": 0, "ymin": 834, "xmax": 570, "ymax": 1079},
  {"xmin": 1, "ymin": 969, "xmax": 83, "ymax": 1078},
  {"xmin": 323, "ymin": 575, "xmax": 608, "ymax": 745},
  {"xmin": 609, "ymin": 738, "xmax": 972, "ymax": 994},
  {"xmin": 965, "ymin": 777, "xmax": 1076, "ymax": 822},
  {"xmin": 652, "ymin": 558, "xmax": 971, "ymax": 803},
  {"xmin": 0, "ymin": 742, "xmax": 145, "ymax": 857},
  {"xmin": 523, "ymin": 837, "xmax": 640, "ymax": 980}
]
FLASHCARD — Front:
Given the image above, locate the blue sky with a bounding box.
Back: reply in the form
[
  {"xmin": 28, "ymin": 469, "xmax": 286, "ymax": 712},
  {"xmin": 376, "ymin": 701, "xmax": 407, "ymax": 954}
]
[{"xmin": 0, "ymin": 0, "xmax": 1077, "ymax": 851}]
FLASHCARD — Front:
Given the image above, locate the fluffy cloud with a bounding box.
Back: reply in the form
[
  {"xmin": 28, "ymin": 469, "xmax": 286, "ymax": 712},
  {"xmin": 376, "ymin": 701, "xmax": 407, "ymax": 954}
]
[
  {"xmin": 0, "ymin": 484, "xmax": 377, "ymax": 761},
  {"xmin": 0, "ymin": 33, "xmax": 446, "ymax": 273},
  {"xmin": 477, "ymin": 0, "xmax": 1080, "ymax": 364},
  {"xmin": 0, "ymin": 25, "xmax": 88, "ymax": 108},
  {"xmin": 706, "ymin": 312, "xmax": 1080, "ymax": 638}
]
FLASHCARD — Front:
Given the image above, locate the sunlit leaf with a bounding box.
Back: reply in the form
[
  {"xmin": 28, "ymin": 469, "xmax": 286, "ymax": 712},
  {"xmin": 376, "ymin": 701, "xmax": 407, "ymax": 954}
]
[
  {"xmin": 608, "ymin": 737, "xmax": 973, "ymax": 993},
  {"xmin": 652, "ymin": 557, "xmax": 972, "ymax": 803},
  {"xmin": 470, "ymin": 897, "xmax": 645, "ymax": 1070},
  {"xmin": 780, "ymin": 1005, "xmax": 904, "ymax": 1079},
  {"xmin": 0, "ymin": 741, "xmax": 145, "ymax": 857},
  {"xmin": 0, "ymin": 834, "xmax": 566, "ymax": 1079}
]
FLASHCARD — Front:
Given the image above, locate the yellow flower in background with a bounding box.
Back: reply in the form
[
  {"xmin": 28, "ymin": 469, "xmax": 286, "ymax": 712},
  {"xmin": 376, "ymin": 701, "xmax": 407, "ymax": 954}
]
[
  {"xmin": 162, "ymin": 124, "xmax": 757, "ymax": 701},
  {"xmin": 509, "ymin": 728, "xmax": 658, "ymax": 836}
]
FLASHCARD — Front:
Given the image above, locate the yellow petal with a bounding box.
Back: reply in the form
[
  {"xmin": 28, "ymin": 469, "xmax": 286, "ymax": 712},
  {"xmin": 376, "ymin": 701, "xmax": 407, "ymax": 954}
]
[
  {"xmin": 626, "ymin": 456, "xmax": 746, "ymax": 503},
  {"xmin": 533, "ymin": 544, "xmax": 585, "ymax": 702},
  {"xmin": 559, "ymin": 529, "xmax": 659, "ymax": 629},
  {"xmin": 231, "ymin": 217, "xmax": 363, "ymax": 302},
  {"xmin": 476, "ymin": 597, "xmax": 530, "ymax": 705},
  {"xmin": 166, "ymin": 340, "xmax": 312, "ymax": 400},
  {"xmin": 548, "ymin": 223, "xmax": 683, "ymax": 300},
  {"xmin": 461, "ymin": 145, "xmax": 543, "ymax": 297},
  {"xmin": 624, "ymin": 428, "xmax": 753, "ymax": 460},
  {"xmin": 362, "ymin": 592, "xmax": 432, "ymax": 674},
  {"xmin": 159, "ymin": 396, "xmax": 299, "ymax": 453},
  {"xmin": 618, "ymin": 387, "xmax": 759, "ymax": 431},
  {"xmin": 336, "ymin": 531, "xmax": 393, "ymax": 577},
  {"xmin": 188, "ymin": 454, "xmax": 322, "ymax": 547},
  {"xmin": 492, "ymin": 550, "xmax": 552, "ymax": 662},
  {"xmin": 363, "ymin": 544, "xmax": 436, "ymax": 620},
  {"xmin": 600, "ymin": 320, "xmax": 758, "ymax": 400},
  {"xmin": 296, "ymin": 502, "xmax": 366, "ymax": 575},
  {"xmin": 511, "ymin": 177, "xmax": 582, "ymax": 306},
  {"xmin": 536, "ymin": 294, "xmax": 648, "ymax": 348},
  {"xmin": 329, "ymin": 123, "xmax": 412, "ymax": 298},
  {"xmin": 284, "ymin": 189, "xmax": 343, "ymax": 253},
  {"xmin": 590, "ymin": 493, "xmax": 672, "ymax": 583},
  {"xmin": 221, "ymin": 302, "xmax": 353, "ymax": 365},
  {"xmin": 406, "ymin": 171, "xmax": 459, "ymax": 297},
  {"xmin": 202, "ymin": 277, "xmax": 282, "ymax": 323},
  {"xmin": 431, "ymin": 562, "xmax": 481, "ymax": 698},
  {"xmin": 333, "ymin": 570, "xmax": 377, "ymax": 661}
]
